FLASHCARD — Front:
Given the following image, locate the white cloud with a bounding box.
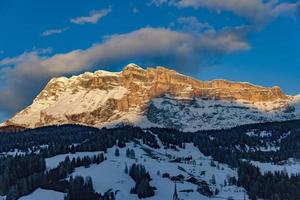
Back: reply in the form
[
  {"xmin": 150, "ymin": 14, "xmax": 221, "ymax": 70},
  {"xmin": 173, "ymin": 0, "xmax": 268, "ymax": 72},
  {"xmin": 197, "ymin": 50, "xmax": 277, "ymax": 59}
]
[
  {"xmin": 0, "ymin": 49, "xmax": 54, "ymax": 115},
  {"xmin": 160, "ymin": 0, "xmax": 299, "ymax": 25},
  {"xmin": 174, "ymin": 16, "xmax": 213, "ymax": 33},
  {"xmin": 0, "ymin": 26, "xmax": 249, "ymax": 115},
  {"xmin": 70, "ymin": 8, "xmax": 112, "ymax": 25},
  {"xmin": 41, "ymin": 26, "xmax": 249, "ymax": 73},
  {"xmin": 0, "ymin": 48, "xmax": 51, "ymax": 66},
  {"xmin": 41, "ymin": 27, "xmax": 69, "ymax": 36}
]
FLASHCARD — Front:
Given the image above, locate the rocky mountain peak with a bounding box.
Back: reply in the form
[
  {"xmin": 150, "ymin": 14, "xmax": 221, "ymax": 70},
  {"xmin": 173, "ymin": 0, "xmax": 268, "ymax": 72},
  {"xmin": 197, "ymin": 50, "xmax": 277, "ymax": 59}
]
[
  {"xmin": 1, "ymin": 64, "xmax": 299, "ymax": 130},
  {"xmin": 123, "ymin": 63, "xmax": 144, "ymax": 71}
]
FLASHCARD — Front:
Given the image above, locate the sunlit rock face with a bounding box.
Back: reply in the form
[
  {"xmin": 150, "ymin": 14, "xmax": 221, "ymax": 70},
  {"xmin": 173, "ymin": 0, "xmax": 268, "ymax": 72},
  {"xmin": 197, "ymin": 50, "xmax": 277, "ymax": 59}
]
[{"xmin": 2, "ymin": 63, "xmax": 299, "ymax": 131}]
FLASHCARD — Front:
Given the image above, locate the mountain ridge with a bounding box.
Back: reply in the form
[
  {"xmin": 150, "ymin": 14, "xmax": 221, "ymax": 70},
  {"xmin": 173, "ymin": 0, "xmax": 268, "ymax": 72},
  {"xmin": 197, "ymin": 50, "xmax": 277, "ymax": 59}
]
[{"xmin": 1, "ymin": 63, "xmax": 299, "ymax": 131}]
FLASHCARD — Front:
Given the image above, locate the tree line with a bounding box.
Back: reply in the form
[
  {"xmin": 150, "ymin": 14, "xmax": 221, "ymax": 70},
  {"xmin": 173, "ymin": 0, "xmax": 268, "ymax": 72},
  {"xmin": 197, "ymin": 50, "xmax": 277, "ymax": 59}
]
[{"xmin": 4, "ymin": 153, "xmax": 104, "ymax": 200}]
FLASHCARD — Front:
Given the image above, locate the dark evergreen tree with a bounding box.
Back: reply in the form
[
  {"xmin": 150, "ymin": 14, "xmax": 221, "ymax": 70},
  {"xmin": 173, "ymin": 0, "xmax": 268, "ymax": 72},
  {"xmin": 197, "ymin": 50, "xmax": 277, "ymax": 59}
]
[
  {"xmin": 114, "ymin": 148, "xmax": 120, "ymax": 157},
  {"xmin": 129, "ymin": 164, "xmax": 155, "ymax": 198}
]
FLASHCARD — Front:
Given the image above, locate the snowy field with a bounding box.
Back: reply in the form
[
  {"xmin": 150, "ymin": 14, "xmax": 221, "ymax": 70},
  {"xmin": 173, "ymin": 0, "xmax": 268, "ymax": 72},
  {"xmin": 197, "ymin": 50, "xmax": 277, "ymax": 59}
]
[
  {"xmin": 11, "ymin": 137, "xmax": 250, "ymax": 200},
  {"xmin": 45, "ymin": 139, "xmax": 248, "ymax": 199},
  {"xmin": 19, "ymin": 188, "xmax": 64, "ymax": 200},
  {"xmin": 69, "ymin": 142, "xmax": 248, "ymax": 200},
  {"xmin": 250, "ymin": 159, "xmax": 300, "ymax": 176}
]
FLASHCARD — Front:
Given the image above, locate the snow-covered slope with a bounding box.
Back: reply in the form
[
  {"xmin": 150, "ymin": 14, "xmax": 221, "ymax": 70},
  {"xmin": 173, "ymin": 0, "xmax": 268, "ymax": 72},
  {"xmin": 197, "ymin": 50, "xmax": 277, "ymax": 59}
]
[
  {"xmin": 42, "ymin": 140, "xmax": 249, "ymax": 200},
  {"xmin": 0, "ymin": 139, "xmax": 248, "ymax": 200},
  {"xmin": 146, "ymin": 96, "xmax": 300, "ymax": 131},
  {"xmin": 19, "ymin": 188, "xmax": 64, "ymax": 200},
  {"xmin": 2, "ymin": 63, "xmax": 300, "ymax": 131}
]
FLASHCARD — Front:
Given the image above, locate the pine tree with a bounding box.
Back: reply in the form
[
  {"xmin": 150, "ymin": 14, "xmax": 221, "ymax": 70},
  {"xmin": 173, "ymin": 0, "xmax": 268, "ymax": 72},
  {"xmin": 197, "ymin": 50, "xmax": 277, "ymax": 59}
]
[
  {"xmin": 157, "ymin": 170, "xmax": 160, "ymax": 176},
  {"xmin": 6, "ymin": 185, "xmax": 18, "ymax": 200},
  {"xmin": 115, "ymin": 148, "xmax": 120, "ymax": 157},
  {"xmin": 126, "ymin": 148, "xmax": 131, "ymax": 158},
  {"xmin": 210, "ymin": 174, "xmax": 216, "ymax": 185},
  {"xmin": 85, "ymin": 176, "xmax": 94, "ymax": 192}
]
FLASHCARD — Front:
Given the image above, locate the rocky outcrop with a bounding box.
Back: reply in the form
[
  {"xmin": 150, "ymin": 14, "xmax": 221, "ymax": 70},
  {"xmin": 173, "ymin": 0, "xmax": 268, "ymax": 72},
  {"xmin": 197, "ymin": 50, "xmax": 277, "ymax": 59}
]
[{"xmin": 1, "ymin": 63, "xmax": 297, "ymax": 130}]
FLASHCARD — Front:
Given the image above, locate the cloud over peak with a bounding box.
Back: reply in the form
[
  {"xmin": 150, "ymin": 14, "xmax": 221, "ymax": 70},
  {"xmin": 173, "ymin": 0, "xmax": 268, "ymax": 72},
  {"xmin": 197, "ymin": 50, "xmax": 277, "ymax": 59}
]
[
  {"xmin": 42, "ymin": 26, "xmax": 250, "ymax": 73},
  {"xmin": 70, "ymin": 8, "xmax": 112, "ymax": 25},
  {"xmin": 0, "ymin": 26, "xmax": 249, "ymax": 116}
]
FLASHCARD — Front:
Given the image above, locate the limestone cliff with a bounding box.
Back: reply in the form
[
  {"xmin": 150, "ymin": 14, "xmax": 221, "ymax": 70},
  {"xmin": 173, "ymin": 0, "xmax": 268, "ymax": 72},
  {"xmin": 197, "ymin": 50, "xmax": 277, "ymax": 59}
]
[{"xmin": 1, "ymin": 64, "xmax": 299, "ymax": 131}]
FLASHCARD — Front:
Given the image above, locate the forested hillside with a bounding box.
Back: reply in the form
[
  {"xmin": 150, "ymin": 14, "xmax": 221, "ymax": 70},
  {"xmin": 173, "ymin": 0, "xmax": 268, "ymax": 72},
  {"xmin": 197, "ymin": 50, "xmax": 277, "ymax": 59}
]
[{"xmin": 0, "ymin": 120, "xmax": 300, "ymax": 199}]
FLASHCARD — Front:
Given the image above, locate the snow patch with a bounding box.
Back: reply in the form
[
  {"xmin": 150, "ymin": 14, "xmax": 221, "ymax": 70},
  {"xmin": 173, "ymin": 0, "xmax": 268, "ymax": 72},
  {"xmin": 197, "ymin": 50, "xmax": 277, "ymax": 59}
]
[{"xmin": 19, "ymin": 188, "xmax": 64, "ymax": 200}]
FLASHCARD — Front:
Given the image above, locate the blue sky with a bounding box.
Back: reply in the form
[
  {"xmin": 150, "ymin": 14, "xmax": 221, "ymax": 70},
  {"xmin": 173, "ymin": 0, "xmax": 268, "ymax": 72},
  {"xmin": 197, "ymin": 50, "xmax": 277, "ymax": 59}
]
[{"xmin": 0, "ymin": 0, "xmax": 299, "ymax": 122}]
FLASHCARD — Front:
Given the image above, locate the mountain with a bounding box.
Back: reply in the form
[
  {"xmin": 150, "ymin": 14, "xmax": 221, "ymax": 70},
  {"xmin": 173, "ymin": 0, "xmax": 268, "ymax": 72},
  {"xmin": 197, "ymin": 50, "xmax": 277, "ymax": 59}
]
[{"xmin": 1, "ymin": 63, "xmax": 300, "ymax": 131}]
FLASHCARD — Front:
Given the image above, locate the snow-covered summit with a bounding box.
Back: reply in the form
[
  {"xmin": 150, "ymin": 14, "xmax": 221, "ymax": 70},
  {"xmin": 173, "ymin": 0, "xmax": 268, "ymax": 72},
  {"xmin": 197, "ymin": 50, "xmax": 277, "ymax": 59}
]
[
  {"xmin": 123, "ymin": 63, "xmax": 144, "ymax": 71},
  {"xmin": 2, "ymin": 64, "xmax": 300, "ymax": 131}
]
